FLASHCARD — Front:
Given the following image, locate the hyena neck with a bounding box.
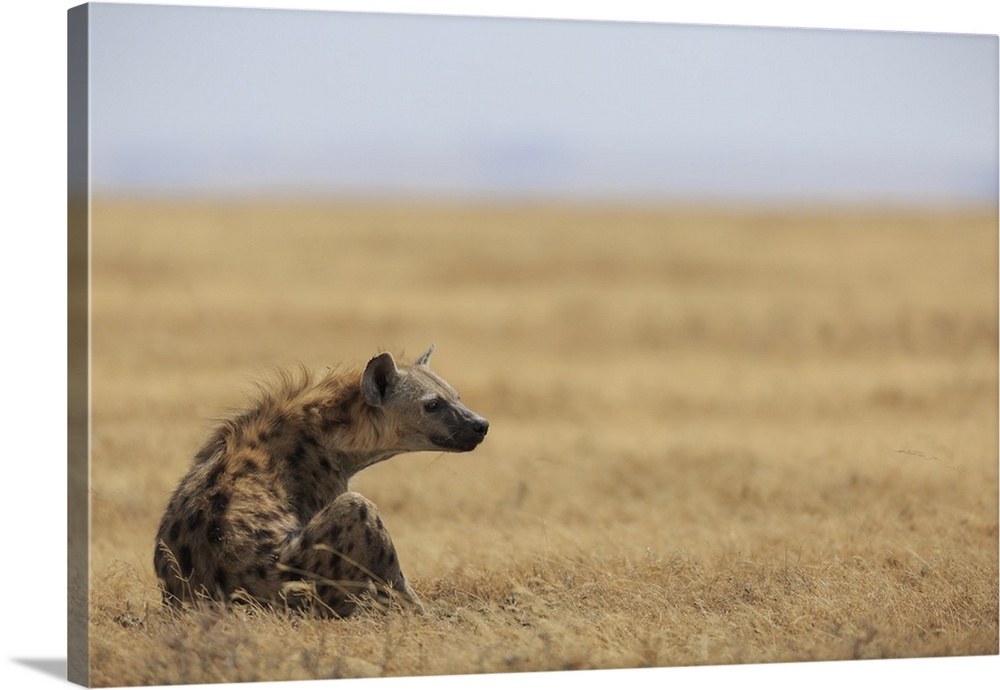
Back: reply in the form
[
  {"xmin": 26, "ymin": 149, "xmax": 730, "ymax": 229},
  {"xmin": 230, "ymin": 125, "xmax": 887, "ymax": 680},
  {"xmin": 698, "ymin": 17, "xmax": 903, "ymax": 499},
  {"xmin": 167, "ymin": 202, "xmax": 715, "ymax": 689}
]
[
  {"xmin": 301, "ymin": 379, "xmax": 403, "ymax": 480},
  {"xmin": 337, "ymin": 448, "xmax": 403, "ymax": 479}
]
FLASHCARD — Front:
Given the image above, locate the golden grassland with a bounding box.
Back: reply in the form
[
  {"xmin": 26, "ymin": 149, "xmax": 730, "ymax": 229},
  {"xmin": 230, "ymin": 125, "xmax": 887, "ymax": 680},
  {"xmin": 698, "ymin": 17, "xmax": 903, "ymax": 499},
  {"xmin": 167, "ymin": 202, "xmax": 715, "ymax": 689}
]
[{"xmin": 85, "ymin": 200, "xmax": 998, "ymax": 686}]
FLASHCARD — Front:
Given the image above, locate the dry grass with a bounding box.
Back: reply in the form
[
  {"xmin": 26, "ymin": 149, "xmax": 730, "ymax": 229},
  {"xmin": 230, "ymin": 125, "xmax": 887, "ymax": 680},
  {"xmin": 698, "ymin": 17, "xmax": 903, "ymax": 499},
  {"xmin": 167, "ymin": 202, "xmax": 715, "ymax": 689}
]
[{"xmin": 86, "ymin": 200, "xmax": 998, "ymax": 686}]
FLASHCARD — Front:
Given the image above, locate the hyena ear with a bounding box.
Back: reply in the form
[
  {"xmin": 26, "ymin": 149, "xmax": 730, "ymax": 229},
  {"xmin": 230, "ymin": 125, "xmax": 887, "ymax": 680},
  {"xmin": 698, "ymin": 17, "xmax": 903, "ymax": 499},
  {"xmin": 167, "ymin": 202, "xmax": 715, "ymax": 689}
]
[
  {"xmin": 415, "ymin": 344, "xmax": 435, "ymax": 367},
  {"xmin": 361, "ymin": 352, "xmax": 398, "ymax": 407}
]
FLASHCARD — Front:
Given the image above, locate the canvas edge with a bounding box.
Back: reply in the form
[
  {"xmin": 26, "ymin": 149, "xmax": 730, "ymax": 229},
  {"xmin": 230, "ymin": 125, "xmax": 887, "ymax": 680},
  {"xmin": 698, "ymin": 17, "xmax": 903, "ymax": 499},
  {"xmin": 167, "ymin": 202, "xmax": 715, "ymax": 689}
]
[{"xmin": 68, "ymin": 3, "xmax": 91, "ymax": 687}]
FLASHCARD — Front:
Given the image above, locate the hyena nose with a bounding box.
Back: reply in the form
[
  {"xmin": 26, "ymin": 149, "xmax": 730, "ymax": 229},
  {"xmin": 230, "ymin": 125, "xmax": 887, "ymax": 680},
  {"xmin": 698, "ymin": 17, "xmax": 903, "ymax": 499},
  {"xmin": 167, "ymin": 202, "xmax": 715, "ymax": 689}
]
[{"xmin": 471, "ymin": 417, "xmax": 489, "ymax": 437}]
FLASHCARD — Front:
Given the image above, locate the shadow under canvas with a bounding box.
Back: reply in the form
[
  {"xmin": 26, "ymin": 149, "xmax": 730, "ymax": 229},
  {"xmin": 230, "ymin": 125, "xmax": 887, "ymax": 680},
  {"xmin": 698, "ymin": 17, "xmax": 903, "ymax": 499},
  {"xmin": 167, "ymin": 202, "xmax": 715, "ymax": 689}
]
[{"xmin": 12, "ymin": 658, "xmax": 68, "ymax": 681}]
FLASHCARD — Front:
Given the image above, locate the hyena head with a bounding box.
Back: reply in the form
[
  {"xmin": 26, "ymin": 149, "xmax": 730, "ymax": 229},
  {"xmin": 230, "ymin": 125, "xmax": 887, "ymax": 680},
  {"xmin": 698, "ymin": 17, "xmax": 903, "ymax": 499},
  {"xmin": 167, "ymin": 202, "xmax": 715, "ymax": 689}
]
[{"xmin": 360, "ymin": 345, "xmax": 489, "ymax": 453}]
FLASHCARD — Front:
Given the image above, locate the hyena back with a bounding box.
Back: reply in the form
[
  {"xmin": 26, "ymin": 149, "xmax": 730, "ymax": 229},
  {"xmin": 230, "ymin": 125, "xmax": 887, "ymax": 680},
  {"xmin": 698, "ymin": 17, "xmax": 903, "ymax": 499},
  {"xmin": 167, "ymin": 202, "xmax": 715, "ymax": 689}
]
[{"xmin": 153, "ymin": 345, "xmax": 488, "ymax": 617}]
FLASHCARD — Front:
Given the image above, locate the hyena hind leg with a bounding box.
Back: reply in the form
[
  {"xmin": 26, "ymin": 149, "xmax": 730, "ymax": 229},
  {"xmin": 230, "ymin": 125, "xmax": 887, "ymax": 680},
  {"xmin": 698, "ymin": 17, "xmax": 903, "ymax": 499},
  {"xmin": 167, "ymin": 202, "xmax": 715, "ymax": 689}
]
[{"xmin": 277, "ymin": 491, "xmax": 422, "ymax": 617}]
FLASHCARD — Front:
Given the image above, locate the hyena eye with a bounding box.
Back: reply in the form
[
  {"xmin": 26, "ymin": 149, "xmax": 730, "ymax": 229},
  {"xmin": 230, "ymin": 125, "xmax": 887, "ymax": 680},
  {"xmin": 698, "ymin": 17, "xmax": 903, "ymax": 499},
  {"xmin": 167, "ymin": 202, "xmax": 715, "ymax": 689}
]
[{"xmin": 424, "ymin": 399, "xmax": 444, "ymax": 412}]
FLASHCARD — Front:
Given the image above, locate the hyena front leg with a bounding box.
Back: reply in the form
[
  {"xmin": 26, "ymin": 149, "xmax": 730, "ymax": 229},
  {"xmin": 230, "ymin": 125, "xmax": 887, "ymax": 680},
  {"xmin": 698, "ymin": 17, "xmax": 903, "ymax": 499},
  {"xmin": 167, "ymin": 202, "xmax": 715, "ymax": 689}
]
[{"xmin": 278, "ymin": 491, "xmax": 422, "ymax": 617}]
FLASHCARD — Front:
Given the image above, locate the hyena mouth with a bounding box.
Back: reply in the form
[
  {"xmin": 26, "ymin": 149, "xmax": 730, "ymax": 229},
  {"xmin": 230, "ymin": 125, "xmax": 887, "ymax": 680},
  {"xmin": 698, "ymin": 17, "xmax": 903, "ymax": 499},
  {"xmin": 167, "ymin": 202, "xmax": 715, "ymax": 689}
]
[
  {"xmin": 433, "ymin": 435, "xmax": 485, "ymax": 452},
  {"xmin": 433, "ymin": 417, "xmax": 489, "ymax": 452}
]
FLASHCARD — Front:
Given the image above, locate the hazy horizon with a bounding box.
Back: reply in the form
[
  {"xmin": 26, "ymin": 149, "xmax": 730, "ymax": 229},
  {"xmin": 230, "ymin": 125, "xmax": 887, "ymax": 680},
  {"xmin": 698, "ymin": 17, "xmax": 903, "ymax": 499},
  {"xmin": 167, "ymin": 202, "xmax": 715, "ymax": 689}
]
[{"xmin": 87, "ymin": 4, "xmax": 998, "ymax": 206}]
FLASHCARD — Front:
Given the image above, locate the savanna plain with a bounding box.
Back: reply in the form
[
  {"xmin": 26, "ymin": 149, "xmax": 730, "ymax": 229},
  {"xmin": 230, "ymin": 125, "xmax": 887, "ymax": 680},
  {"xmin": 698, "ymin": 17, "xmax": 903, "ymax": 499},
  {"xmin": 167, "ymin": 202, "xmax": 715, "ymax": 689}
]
[{"xmin": 84, "ymin": 201, "xmax": 998, "ymax": 686}]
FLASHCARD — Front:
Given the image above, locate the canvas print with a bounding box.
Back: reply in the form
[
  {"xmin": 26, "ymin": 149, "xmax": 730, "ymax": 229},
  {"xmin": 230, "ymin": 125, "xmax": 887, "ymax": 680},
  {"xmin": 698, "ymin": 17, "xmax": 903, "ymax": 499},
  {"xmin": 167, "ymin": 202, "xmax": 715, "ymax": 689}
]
[{"xmin": 68, "ymin": 3, "xmax": 999, "ymax": 687}]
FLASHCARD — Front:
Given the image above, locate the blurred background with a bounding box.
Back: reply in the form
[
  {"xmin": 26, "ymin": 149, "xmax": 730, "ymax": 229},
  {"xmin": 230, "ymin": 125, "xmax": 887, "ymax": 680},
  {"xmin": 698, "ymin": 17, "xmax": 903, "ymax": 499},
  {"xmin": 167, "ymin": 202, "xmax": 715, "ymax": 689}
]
[{"xmin": 89, "ymin": 4, "xmax": 997, "ymax": 206}]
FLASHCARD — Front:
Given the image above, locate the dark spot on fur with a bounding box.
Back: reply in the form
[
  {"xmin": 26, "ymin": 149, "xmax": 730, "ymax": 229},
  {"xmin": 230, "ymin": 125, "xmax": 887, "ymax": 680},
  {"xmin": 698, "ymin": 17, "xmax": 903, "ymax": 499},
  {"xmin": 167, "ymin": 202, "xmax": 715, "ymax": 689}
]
[
  {"xmin": 233, "ymin": 408, "xmax": 262, "ymax": 431},
  {"xmin": 375, "ymin": 515, "xmax": 384, "ymax": 531},
  {"xmin": 316, "ymin": 398, "xmax": 353, "ymax": 433},
  {"xmin": 237, "ymin": 459, "xmax": 259, "ymax": 477},
  {"xmin": 364, "ymin": 527, "xmax": 373, "ymax": 547},
  {"xmin": 298, "ymin": 493, "xmax": 322, "ymax": 518},
  {"xmin": 328, "ymin": 525, "xmax": 341, "ymax": 543},
  {"xmin": 215, "ymin": 569, "xmax": 228, "ymax": 593},
  {"xmin": 264, "ymin": 414, "xmax": 286, "ymax": 439},
  {"xmin": 163, "ymin": 582, "xmax": 181, "ymax": 603},
  {"xmin": 255, "ymin": 565, "xmax": 268, "ymax": 580},
  {"xmin": 168, "ymin": 520, "xmax": 181, "ymax": 543},
  {"xmin": 319, "ymin": 457, "xmax": 332, "ymax": 471},
  {"xmin": 210, "ymin": 491, "xmax": 230, "ymax": 515},
  {"xmin": 287, "ymin": 442, "xmax": 307, "ymax": 466},
  {"xmin": 328, "ymin": 553, "xmax": 344, "ymax": 578},
  {"xmin": 178, "ymin": 545, "xmax": 193, "ymax": 575},
  {"xmin": 207, "ymin": 521, "xmax": 224, "ymax": 543},
  {"xmin": 358, "ymin": 503, "xmax": 368, "ymax": 522},
  {"xmin": 186, "ymin": 509, "xmax": 204, "ymax": 532}
]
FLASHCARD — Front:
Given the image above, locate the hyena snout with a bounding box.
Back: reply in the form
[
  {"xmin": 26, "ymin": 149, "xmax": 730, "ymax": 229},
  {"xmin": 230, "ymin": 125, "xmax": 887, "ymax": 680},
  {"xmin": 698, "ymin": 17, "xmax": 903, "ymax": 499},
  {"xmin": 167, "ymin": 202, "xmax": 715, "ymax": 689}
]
[
  {"xmin": 466, "ymin": 411, "xmax": 489, "ymax": 441},
  {"xmin": 433, "ymin": 405, "xmax": 489, "ymax": 452}
]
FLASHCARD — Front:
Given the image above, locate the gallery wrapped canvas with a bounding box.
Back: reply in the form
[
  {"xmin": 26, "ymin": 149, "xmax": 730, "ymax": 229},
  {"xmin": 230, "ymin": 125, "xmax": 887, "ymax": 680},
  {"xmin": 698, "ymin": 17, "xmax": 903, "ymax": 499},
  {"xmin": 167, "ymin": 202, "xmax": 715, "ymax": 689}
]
[{"xmin": 68, "ymin": 3, "xmax": 998, "ymax": 687}]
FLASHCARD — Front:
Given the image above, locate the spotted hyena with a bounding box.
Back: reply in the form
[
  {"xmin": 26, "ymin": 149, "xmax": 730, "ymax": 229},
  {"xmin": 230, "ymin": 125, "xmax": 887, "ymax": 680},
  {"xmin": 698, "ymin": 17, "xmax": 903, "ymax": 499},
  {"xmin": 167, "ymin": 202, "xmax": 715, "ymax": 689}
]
[{"xmin": 153, "ymin": 345, "xmax": 488, "ymax": 617}]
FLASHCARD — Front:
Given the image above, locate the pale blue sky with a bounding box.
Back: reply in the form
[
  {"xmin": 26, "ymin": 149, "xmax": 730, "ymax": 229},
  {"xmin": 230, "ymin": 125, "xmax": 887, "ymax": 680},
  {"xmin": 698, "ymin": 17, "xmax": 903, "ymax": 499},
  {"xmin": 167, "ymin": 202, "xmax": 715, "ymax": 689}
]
[{"xmin": 88, "ymin": 3, "xmax": 998, "ymax": 204}]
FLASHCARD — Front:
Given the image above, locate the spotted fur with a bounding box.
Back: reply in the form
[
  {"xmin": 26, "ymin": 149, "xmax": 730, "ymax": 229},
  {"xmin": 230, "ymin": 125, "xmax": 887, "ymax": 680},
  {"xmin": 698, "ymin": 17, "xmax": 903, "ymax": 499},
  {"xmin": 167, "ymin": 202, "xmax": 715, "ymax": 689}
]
[{"xmin": 153, "ymin": 346, "xmax": 488, "ymax": 616}]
